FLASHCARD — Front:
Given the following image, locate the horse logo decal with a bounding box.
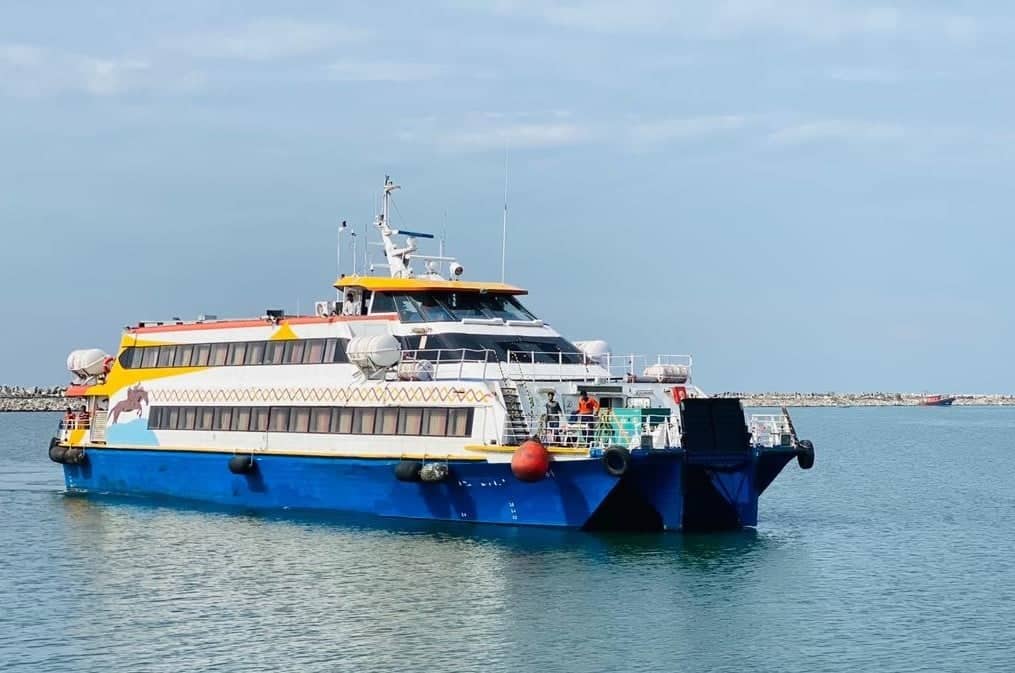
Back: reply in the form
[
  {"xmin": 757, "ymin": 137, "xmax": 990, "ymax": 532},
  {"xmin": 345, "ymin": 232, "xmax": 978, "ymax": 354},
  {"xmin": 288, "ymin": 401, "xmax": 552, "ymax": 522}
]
[{"xmin": 110, "ymin": 386, "xmax": 150, "ymax": 424}]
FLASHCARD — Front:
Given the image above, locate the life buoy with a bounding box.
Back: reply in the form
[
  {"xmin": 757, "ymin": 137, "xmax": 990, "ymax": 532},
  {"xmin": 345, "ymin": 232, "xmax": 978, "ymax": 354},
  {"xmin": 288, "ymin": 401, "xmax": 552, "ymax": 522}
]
[
  {"xmin": 602, "ymin": 446, "xmax": 631, "ymax": 477},
  {"xmin": 102, "ymin": 356, "xmax": 116, "ymax": 375}
]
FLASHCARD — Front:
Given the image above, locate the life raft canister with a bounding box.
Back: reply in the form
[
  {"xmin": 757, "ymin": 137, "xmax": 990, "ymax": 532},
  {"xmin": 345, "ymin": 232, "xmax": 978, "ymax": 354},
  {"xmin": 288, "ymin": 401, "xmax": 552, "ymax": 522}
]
[
  {"xmin": 671, "ymin": 386, "xmax": 688, "ymax": 404},
  {"xmin": 511, "ymin": 438, "xmax": 550, "ymax": 482}
]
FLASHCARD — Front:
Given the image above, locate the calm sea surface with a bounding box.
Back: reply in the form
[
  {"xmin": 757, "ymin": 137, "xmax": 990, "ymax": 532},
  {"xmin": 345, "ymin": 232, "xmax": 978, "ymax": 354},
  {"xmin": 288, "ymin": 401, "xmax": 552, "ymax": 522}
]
[{"xmin": 1, "ymin": 408, "xmax": 1014, "ymax": 672}]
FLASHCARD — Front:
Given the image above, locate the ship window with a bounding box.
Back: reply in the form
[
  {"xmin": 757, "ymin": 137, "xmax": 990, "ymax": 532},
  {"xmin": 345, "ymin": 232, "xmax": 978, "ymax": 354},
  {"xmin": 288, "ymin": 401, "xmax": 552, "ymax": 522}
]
[
  {"xmin": 284, "ymin": 340, "xmax": 306, "ymax": 364},
  {"xmin": 370, "ymin": 292, "xmax": 397, "ymax": 314},
  {"xmin": 332, "ymin": 339, "xmax": 349, "ymax": 363},
  {"xmin": 447, "ymin": 408, "xmax": 472, "ymax": 437},
  {"xmin": 423, "ymin": 408, "xmax": 448, "ymax": 436},
  {"xmin": 398, "ymin": 408, "xmax": 423, "ymax": 435},
  {"xmin": 213, "ymin": 407, "xmax": 232, "ymax": 431},
  {"xmin": 483, "ymin": 295, "xmax": 537, "ymax": 322},
  {"xmin": 378, "ymin": 408, "xmax": 399, "ymax": 435},
  {"xmin": 251, "ymin": 407, "xmax": 269, "ymax": 432},
  {"xmin": 269, "ymin": 407, "xmax": 290, "ymax": 432},
  {"xmin": 264, "ymin": 341, "xmax": 285, "ymax": 365},
  {"xmin": 414, "ymin": 293, "xmax": 456, "ymax": 322},
  {"xmin": 120, "ymin": 347, "xmax": 140, "ymax": 369},
  {"xmin": 198, "ymin": 407, "xmax": 215, "ymax": 431},
  {"xmin": 232, "ymin": 407, "xmax": 251, "ymax": 432},
  {"xmin": 311, "ymin": 407, "xmax": 332, "ymax": 433},
  {"xmin": 193, "ymin": 343, "xmax": 211, "ymax": 366},
  {"xmin": 304, "ymin": 339, "xmax": 326, "ymax": 364},
  {"xmin": 182, "ymin": 407, "xmax": 197, "ymax": 430},
  {"xmin": 167, "ymin": 407, "xmax": 180, "ymax": 429},
  {"xmin": 288, "ymin": 407, "xmax": 310, "ymax": 433},
  {"xmin": 391, "ymin": 294, "xmax": 425, "ymax": 323},
  {"xmin": 245, "ymin": 341, "xmax": 265, "ymax": 365},
  {"xmin": 156, "ymin": 346, "xmax": 175, "ymax": 368},
  {"xmin": 353, "ymin": 408, "xmax": 376, "ymax": 434},
  {"xmin": 324, "ymin": 338, "xmax": 337, "ymax": 363},
  {"xmin": 227, "ymin": 342, "xmax": 247, "ymax": 366},
  {"xmin": 148, "ymin": 407, "xmax": 162, "ymax": 429},
  {"xmin": 210, "ymin": 343, "xmax": 228, "ymax": 366},
  {"xmin": 330, "ymin": 408, "xmax": 352, "ymax": 433},
  {"xmin": 437, "ymin": 292, "xmax": 487, "ymax": 319},
  {"xmin": 141, "ymin": 347, "xmax": 159, "ymax": 369},
  {"xmin": 175, "ymin": 344, "xmax": 194, "ymax": 367}
]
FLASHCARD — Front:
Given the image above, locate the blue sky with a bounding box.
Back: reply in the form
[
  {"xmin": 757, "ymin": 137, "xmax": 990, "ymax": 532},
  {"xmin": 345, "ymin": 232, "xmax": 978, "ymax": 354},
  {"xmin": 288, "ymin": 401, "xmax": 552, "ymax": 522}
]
[{"xmin": 1, "ymin": 1, "xmax": 1013, "ymax": 392}]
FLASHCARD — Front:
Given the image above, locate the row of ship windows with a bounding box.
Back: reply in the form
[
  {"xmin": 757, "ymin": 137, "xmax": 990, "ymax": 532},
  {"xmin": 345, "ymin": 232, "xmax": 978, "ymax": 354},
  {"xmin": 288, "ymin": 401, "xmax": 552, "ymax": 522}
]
[
  {"xmin": 147, "ymin": 405, "xmax": 474, "ymax": 437},
  {"xmin": 121, "ymin": 339, "xmax": 349, "ymax": 369}
]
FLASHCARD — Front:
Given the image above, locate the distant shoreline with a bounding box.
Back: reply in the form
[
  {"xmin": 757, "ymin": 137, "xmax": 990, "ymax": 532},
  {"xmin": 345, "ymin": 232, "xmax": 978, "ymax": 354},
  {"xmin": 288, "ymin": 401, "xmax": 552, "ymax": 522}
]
[{"xmin": 3, "ymin": 387, "xmax": 1015, "ymax": 411}]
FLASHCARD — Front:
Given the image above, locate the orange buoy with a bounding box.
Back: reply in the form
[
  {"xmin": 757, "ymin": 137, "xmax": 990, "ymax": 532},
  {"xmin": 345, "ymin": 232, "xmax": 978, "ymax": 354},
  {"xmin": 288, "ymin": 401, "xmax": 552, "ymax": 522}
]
[{"xmin": 511, "ymin": 438, "xmax": 550, "ymax": 482}]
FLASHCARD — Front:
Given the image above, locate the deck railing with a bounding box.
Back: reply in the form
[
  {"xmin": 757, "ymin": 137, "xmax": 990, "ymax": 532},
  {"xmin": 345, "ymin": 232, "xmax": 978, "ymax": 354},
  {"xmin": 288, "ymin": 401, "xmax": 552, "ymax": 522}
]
[{"xmin": 508, "ymin": 411, "xmax": 681, "ymax": 449}]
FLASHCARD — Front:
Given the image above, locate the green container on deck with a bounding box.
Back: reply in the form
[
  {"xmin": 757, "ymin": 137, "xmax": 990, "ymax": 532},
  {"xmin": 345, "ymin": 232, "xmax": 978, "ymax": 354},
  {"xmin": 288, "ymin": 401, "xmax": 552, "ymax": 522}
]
[{"xmin": 597, "ymin": 407, "xmax": 671, "ymax": 447}]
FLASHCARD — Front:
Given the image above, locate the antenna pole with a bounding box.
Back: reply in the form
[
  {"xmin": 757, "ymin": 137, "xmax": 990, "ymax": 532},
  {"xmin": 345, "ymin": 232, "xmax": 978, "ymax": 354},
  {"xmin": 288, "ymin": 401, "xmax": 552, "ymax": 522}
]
[{"xmin": 501, "ymin": 144, "xmax": 508, "ymax": 282}]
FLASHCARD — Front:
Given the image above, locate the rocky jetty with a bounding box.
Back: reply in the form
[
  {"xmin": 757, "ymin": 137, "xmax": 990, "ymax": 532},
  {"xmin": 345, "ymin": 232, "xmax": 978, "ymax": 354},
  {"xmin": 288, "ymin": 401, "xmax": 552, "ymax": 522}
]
[
  {"xmin": 720, "ymin": 392, "xmax": 1015, "ymax": 407},
  {"xmin": 0, "ymin": 386, "xmax": 69, "ymax": 412},
  {"xmin": 4, "ymin": 386, "xmax": 1015, "ymax": 411}
]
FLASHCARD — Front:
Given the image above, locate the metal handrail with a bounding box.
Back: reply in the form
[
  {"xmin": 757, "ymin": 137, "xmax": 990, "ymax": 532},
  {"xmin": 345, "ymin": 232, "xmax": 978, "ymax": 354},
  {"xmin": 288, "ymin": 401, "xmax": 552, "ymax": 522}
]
[{"xmin": 505, "ymin": 411, "xmax": 680, "ymax": 449}]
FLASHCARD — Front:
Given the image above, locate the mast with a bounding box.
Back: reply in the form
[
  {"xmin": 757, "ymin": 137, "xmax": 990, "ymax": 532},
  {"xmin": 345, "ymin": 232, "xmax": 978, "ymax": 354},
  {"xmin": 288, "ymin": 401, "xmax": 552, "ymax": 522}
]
[{"xmin": 501, "ymin": 146, "xmax": 508, "ymax": 282}]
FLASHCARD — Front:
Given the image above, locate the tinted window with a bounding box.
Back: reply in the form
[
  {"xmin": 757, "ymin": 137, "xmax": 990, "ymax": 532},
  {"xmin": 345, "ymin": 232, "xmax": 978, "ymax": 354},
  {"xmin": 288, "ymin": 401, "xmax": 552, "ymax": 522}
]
[
  {"xmin": 251, "ymin": 407, "xmax": 269, "ymax": 432},
  {"xmin": 193, "ymin": 344, "xmax": 211, "ymax": 366},
  {"xmin": 210, "ymin": 343, "xmax": 228, "ymax": 366},
  {"xmin": 370, "ymin": 292, "xmax": 397, "ymax": 314},
  {"xmin": 391, "ymin": 294, "xmax": 425, "ymax": 322},
  {"xmin": 245, "ymin": 341, "xmax": 265, "ymax": 365},
  {"xmin": 141, "ymin": 347, "xmax": 159, "ymax": 368},
  {"xmin": 175, "ymin": 344, "xmax": 194, "ymax": 367}
]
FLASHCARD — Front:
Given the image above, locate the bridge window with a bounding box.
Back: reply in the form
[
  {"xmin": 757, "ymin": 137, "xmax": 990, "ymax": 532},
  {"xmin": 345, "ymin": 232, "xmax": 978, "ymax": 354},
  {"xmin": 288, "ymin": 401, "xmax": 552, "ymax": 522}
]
[
  {"xmin": 210, "ymin": 343, "xmax": 228, "ymax": 366},
  {"xmin": 370, "ymin": 292, "xmax": 397, "ymax": 314}
]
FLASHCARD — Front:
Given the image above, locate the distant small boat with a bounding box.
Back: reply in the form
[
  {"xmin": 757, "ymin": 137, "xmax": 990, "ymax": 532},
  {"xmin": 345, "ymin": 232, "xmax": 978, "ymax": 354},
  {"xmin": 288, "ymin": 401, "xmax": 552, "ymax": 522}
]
[{"xmin": 920, "ymin": 395, "xmax": 955, "ymax": 407}]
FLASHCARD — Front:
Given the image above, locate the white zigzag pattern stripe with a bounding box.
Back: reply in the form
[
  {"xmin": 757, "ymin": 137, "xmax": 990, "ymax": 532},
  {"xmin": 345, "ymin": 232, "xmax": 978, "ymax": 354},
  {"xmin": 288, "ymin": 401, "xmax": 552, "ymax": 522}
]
[{"xmin": 149, "ymin": 386, "xmax": 494, "ymax": 405}]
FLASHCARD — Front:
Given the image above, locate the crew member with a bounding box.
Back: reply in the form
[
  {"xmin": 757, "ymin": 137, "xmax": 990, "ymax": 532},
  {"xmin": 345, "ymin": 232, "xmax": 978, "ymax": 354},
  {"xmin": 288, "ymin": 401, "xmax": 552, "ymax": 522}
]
[
  {"xmin": 576, "ymin": 391, "xmax": 599, "ymax": 443},
  {"xmin": 544, "ymin": 391, "xmax": 563, "ymax": 444},
  {"xmin": 342, "ymin": 292, "xmax": 360, "ymax": 316}
]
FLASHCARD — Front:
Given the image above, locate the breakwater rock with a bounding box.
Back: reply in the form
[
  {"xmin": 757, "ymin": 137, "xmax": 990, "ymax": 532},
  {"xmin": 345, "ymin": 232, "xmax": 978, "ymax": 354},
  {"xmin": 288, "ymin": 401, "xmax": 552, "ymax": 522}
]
[
  {"xmin": 4, "ymin": 386, "xmax": 1015, "ymax": 411},
  {"xmin": 720, "ymin": 392, "xmax": 1015, "ymax": 407},
  {"xmin": 0, "ymin": 386, "xmax": 68, "ymax": 412}
]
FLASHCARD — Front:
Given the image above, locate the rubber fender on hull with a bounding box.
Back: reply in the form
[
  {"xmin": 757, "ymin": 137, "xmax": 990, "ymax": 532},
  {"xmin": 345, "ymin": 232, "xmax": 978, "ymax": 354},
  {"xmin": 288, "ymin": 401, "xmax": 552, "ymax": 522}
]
[
  {"xmin": 602, "ymin": 446, "xmax": 631, "ymax": 477},
  {"xmin": 228, "ymin": 454, "xmax": 256, "ymax": 475},
  {"xmin": 394, "ymin": 460, "xmax": 423, "ymax": 482},
  {"xmin": 48, "ymin": 438, "xmax": 67, "ymax": 464},
  {"xmin": 419, "ymin": 462, "xmax": 450, "ymax": 482},
  {"xmin": 796, "ymin": 439, "xmax": 815, "ymax": 470},
  {"xmin": 62, "ymin": 447, "xmax": 88, "ymax": 466}
]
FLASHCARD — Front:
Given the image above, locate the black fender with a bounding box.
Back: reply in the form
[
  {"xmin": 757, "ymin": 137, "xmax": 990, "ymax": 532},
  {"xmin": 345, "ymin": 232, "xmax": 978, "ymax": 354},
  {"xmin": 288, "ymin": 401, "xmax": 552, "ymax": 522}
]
[
  {"xmin": 796, "ymin": 439, "xmax": 815, "ymax": 470},
  {"xmin": 602, "ymin": 446, "xmax": 631, "ymax": 477},
  {"xmin": 48, "ymin": 438, "xmax": 67, "ymax": 464},
  {"xmin": 228, "ymin": 454, "xmax": 256, "ymax": 475},
  {"xmin": 395, "ymin": 460, "xmax": 423, "ymax": 482},
  {"xmin": 62, "ymin": 447, "xmax": 88, "ymax": 466}
]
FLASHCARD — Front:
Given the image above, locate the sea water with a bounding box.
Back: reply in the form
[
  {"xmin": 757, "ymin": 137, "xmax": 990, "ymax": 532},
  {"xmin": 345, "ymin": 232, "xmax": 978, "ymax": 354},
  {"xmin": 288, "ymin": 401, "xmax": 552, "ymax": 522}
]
[{"xmin": 1, "ymin": 408, "xmax": 1013, "ymax": 673}]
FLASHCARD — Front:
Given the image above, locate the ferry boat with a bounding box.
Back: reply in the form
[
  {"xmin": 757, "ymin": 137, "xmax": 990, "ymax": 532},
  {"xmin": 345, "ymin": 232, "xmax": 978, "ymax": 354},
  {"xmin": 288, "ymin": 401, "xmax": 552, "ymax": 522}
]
[{"xmin": 49, "ymin": 177, "xmax": 814, "ymax": 531}]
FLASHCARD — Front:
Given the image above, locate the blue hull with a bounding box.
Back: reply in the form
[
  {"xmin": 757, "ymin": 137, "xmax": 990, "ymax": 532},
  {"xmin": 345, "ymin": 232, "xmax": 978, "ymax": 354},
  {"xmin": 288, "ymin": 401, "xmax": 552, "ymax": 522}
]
[{"xmin": 61, "ymin": 447, "xmax": 796, "ymax": 531}]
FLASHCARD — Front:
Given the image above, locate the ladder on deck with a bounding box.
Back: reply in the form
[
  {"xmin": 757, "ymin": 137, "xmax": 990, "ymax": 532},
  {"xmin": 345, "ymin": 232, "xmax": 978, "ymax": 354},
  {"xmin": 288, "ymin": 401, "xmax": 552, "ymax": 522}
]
[{"xmin": 501, "ymin": 380, "xmax": 530, "ymax": 445}]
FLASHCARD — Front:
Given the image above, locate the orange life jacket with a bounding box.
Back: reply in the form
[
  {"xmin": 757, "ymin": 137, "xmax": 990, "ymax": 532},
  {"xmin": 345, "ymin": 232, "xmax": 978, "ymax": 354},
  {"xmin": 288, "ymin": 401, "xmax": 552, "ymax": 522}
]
[{"xmin": 577, "ymin": 397, "xmax": 599, "ymax": 414}]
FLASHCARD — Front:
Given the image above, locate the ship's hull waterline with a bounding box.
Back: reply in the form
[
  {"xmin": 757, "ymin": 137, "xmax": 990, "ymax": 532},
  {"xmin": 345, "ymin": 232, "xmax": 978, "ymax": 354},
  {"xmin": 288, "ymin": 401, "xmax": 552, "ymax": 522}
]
[{"xmin": 60, "ymin": 446, "xmax": 798, "ymax": 531}]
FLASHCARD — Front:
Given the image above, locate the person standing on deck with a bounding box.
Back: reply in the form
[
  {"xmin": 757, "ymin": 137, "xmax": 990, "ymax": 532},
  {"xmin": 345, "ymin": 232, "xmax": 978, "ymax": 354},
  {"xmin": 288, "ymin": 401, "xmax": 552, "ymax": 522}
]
[
  {"xmin": 576, "ymin": 391, "xmax": 599, "ymax": 444},
  {"xmin": 544, "ymin": 391, "xmax": 563, "ymax": 444}
]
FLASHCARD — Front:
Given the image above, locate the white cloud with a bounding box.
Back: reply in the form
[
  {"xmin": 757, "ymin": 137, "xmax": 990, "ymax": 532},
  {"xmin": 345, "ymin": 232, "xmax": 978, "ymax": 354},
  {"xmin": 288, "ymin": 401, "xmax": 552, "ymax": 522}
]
[
  {"xmin": 0, "ymin": 43, "xmax": 200, "ymax": 98},
  {"xmin": 629, "ymin": 115, "xmax": 748, "ymax": 146},
  {"xmin": 442, "ymin": 122, "xmax": 593, "ymax": 151},
  {"xmin": 475, "ymin": 0, "xmax": 979, "ymax": 42},
  {"xmin": 766, "ymin": 120, "xmax": 908, "ymax": 147},
  {"xmin": 169, "ymin": 19, "xmax": 367, "ymax": 61},
  {"xmin": 327, "ymin": 61, "xmax": 444, "ymax": 82}
]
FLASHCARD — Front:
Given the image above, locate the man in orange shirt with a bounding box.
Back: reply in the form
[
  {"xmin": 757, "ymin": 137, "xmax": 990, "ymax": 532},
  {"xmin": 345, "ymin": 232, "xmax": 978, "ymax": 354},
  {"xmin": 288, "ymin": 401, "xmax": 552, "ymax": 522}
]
[{"xmin": 577, "ymin": 391, "xmax": 599, "ymax": 444}]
